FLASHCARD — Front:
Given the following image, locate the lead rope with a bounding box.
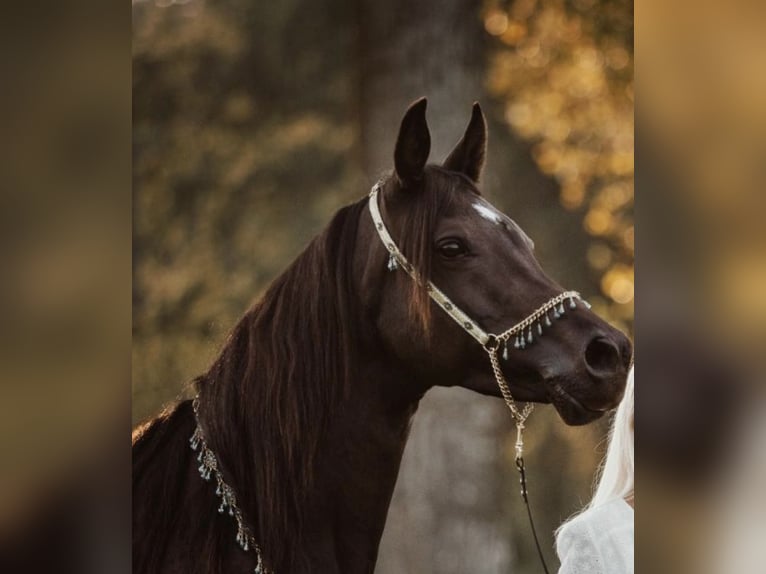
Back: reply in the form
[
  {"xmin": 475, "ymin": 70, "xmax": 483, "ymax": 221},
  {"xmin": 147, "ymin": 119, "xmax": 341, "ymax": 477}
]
[
  {"xmin": 517, "ymin": 456, "xmax": 550, "ymax": 574},
  {"xmin": 486, "ymin": 342, "xmax": 550, "ymax": 574}
]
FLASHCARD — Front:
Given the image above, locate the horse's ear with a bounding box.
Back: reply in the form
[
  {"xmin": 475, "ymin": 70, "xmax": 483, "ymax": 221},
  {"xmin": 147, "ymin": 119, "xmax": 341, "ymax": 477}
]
[
  {"xmin": 443, "ymin": 102, "xmax": 487, "ymax": 182},
  {"xmin": 394, "ymin": 97, "xmax": 431, "ymax": 188}
]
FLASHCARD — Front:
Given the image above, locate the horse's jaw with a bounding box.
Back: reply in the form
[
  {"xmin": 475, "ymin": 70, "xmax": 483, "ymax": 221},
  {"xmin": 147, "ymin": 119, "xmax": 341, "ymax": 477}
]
[{"xmin": 458, "ymin": 368, "xmax": 608, "ymax": 426}]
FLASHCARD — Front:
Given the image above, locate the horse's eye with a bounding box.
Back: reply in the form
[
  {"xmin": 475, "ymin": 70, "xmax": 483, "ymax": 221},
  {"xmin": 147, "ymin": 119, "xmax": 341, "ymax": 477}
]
[{"xmin": 437, "ymin": 238, "xmax": 468, "ymax": 258}]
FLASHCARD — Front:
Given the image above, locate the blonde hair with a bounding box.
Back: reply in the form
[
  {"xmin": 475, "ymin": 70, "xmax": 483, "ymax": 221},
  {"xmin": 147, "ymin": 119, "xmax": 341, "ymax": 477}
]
[
  {"xmin": 557, "ymin": 367, "xmax": 635, "ymax": 543},
  {"xmin": 590, "ymin": 365, "xmax": 634, "ymax": 508}
]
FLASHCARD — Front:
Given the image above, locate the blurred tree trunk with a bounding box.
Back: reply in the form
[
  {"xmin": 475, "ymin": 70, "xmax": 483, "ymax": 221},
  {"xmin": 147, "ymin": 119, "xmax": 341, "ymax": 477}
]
[
  {"xmin": 357, "ymin": 2, "xmax": 517, "ymax": 572},
  {"xmin": 358, "ymin": 0, "xmax": 489, "ymax": 170}
]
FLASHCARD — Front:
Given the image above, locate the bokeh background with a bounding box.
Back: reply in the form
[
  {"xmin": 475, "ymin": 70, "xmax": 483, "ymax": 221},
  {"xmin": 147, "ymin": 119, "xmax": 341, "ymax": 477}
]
[
  {"xmin": 636, "ymin": 1, "xmax": 766, "ymax": 572},
  {"xmin": 132, "ymin": 0, "xmax": 632, "ymax": 572}
]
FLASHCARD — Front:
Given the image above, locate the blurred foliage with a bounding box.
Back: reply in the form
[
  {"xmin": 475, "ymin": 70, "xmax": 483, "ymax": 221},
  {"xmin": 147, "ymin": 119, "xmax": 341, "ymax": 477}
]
[
  {"xmin": 132, "ymin": 0, "xmax": 362, "ymax": 422},
  {"xmin": 637, "ymin": 0, "xmax": 766, "ymax": 358},
  {"xmin": 484, "ymin": 0, "xmax": 634, "ymax": 333}
]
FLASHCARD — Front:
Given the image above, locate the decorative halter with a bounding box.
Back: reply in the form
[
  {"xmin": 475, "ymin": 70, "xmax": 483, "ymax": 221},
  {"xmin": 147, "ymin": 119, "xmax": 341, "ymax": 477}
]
[
  {"xmin": 369, "ymin": 182, "xmax": 593, "ymax": 574},
  {"xmin": 368, "ymin": 182, "xmax": 589, "ymax": 454},
  {"xmin": 186, "ymin": 182, "xmax": 592, "ymax": 574}
]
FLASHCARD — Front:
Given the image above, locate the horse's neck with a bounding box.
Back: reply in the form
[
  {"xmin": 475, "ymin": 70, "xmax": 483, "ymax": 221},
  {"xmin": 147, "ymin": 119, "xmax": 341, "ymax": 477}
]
[{"xmin": 306, "ymin": 360, "xmax": 424, "ymax": 573}]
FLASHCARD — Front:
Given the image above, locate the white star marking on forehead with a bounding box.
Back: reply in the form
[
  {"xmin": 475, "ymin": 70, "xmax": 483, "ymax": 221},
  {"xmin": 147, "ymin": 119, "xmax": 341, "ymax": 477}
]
[
  {"xmin": 473, "ymin": 202, "xmax": 503, "ymax": 225},
  {"xmin": 472, "ymin": 199, "xmax": 535, "ymax": 250}
]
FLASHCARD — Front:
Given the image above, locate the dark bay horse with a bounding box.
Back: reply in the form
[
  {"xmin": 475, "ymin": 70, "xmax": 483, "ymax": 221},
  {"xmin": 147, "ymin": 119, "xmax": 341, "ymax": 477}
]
[{"xmin": 133, "ymin": 98, "xmax": 632, "ymax": 574}]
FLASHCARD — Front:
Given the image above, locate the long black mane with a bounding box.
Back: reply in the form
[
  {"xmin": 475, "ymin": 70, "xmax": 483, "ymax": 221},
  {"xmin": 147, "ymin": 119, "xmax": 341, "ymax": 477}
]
[
  {"xmin": 195, "ymin": 198, "xmax": 367, "ymax": 571},
  {"xmin": 133, "ymin": 168, "xmax": 467, "ymax": 573}
]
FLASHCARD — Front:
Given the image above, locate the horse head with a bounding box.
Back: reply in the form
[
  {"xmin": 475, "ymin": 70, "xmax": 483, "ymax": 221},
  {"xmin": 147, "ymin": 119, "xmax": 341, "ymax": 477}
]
[{"xmin": 357, "ymin": 98, "xmax": 632, "ymax": 425}]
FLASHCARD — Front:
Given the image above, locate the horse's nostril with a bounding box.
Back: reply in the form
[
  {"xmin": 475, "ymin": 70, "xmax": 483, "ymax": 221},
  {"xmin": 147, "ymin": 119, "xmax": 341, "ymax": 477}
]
[{"xmin": 584, "ymin": 336, "xmax": 622, "ymax": 378}]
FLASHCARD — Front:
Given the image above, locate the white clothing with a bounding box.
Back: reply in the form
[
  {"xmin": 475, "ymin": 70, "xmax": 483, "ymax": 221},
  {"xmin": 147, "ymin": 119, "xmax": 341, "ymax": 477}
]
[{"xmin": 556, "ymin": 498, "xmax": 634, "ymax": 574}]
